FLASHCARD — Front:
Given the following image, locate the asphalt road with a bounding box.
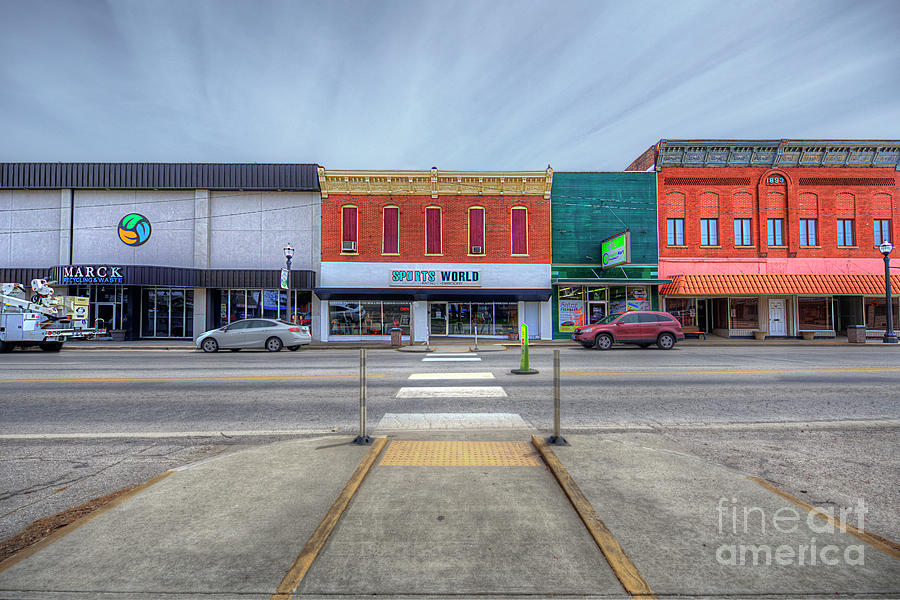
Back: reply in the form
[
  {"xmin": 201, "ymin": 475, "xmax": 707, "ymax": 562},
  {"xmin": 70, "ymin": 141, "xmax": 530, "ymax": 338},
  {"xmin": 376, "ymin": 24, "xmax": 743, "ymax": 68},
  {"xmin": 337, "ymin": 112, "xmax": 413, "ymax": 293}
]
[
  {"xmin": 1, "ymin": 345, "xmax": 898, "ymax": 434},
  {"xmin": 1, "ymin": 344, "xmax": 898, "ymax": 543}
]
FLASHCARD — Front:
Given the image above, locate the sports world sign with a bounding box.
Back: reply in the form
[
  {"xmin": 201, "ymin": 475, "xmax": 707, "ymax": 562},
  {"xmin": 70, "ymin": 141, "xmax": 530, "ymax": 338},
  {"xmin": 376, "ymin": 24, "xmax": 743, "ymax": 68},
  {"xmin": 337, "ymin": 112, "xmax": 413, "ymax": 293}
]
[
  {"xmin": 390, "ymin": 269, "xmax": 482, "ymax": 287},
  {"xmin": 601, "ymin": 231, "xmax": 631, "ymax": 269}
]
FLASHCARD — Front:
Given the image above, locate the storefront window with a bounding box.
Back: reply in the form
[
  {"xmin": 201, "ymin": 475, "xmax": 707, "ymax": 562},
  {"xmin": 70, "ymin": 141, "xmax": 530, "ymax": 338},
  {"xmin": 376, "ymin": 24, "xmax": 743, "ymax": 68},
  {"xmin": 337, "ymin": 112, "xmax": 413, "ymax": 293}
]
[
  {"xmin": 798, "ymin": 297, "xmax": 831, "ymax": 330},
  {"xmin": 865, "ymin": 297, "xmax": 900, "ymax": 330},
  {"xmin": 141, "ymin": 288, "xmax": 193, "ymax": 338},
  {"xmin": 473, "ymin": 303, "xmax": 494, "ymax": 334},
  {"xmin": 383, "ymin": 302, "xmax": 411, "ymax": 335},
  {"xmin": 448, "ymin": 303, "xmax": 471, "ymax": 335},
  {"xmin": 558, "ymin": 286, "xmax": 585, "ymax": 332},
  {"xmin": 494, "ymin": 303, "xmax": 518, "ymax": 335},
  {"xmin": 730, "ymin": 298, "xmax": 759, "ymax": 329},
  {"xmin": 229, "ymin": 290, "xmax": 246, "ymax": 321},
  {"xmin": 360, "ymin": 302, "xmax": 383, "ymax": 335},
  {"xmin": 586, "ymin": 288, "xmax": 607, "ymax": 301},
  {"xmin": 609, "ymin": 287, "xmax": 627, "ymax": 314},
  {"xmin": 246, "ymin": 290, "xmax": 262, "ymax": 319},
  {"xmin": 262, "ymin": 290, "xmax": 280, "ymax": 319},
  {"xmin": 329, "ymin": 301, "xmax": 411, "ymax": 336},
  {"xmin": 75, "ymin": 285, "xmax": 128, "ymax": 330},
  {"xmin": 666, "ymin": 298, "xmax": 696, "ymax": 327}
]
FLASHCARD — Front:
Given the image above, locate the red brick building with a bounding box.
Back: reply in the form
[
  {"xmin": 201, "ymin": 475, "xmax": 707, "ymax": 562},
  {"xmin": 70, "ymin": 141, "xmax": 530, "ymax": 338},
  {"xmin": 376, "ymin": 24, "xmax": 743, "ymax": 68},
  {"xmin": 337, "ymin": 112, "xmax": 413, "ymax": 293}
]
[
  {"xmin": 315, "ymin": 167, "xmax": 554, "ymax": 342},
  {"xmin": 629, "ymin": 140, "xmax": 900, "ymax": 338}
]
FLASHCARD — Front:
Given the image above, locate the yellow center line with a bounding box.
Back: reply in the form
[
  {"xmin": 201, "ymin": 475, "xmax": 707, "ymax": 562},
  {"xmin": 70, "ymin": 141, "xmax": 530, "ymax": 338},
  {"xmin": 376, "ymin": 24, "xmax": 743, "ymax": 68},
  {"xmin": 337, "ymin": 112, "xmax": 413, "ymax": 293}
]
[
  {"xmin": 566, "ymin": 366, "xmax": 900, "ymax": 376},
  {"xmin": 0, "ymin": 374, "xmax": 387, "ymax": 384}
]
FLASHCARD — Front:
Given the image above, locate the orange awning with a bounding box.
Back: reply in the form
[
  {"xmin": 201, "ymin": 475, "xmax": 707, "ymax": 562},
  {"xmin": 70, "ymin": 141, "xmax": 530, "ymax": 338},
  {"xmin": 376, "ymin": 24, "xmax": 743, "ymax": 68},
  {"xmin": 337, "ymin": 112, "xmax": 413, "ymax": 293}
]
[{"xmin": 659, "ymin": 274, "xmax": 900, "ymax": 296}]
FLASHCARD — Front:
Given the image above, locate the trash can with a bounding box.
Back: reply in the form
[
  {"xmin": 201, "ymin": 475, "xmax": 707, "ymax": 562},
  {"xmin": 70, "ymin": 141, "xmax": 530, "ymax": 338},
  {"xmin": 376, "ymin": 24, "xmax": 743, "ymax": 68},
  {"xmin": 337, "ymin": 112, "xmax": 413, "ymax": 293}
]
[
  {"xmin": 390, "ymin": 327, "xmax": 403, "ymax": 347},
  {"xmin": 847, "ymin": 325, "xmax": 867, "ymax": 343}
]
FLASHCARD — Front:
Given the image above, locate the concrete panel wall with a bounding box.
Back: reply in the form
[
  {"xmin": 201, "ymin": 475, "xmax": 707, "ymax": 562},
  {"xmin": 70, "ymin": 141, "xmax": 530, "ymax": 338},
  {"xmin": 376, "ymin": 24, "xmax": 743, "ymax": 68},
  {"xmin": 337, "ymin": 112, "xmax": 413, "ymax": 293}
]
[
  {"xmin": 208, "ymin": 191, "xmax": 319, "ymax": 271},
  {"xmin": 72, "ymin": 191, "xmax": 195, "ymax": 267},
  {"xmin": 0, "ymin": 190, "xmax": 63, "ymax": 268}
]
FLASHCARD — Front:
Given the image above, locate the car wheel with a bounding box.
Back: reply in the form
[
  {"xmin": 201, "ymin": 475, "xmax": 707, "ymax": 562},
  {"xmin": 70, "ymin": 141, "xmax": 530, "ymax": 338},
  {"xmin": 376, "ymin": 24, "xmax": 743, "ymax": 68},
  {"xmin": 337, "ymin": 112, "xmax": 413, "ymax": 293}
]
[
  {"xmin": 266, "ymin": 336, "xmax": 283, "ymax": 352},
  {"xmin": 287, "ymin": 345, "xmax": 301, "ymax": 351},
  {"xmin": 657, "ymin": 333, "xmax": 676, "ymax": 350},
  {"xmin": 594, "ymin": 333, "xmax": 613, "ymax": 350},
  {"xmin": 39, "ymin": 342, "xmax": 63, "ymax": 352},
  {"xmin": 201, "ymin": 338, "xmax": 219, "ymax": 353},
  {"xmin": 229, "ymin": 348, "xmax": 242, "ymax": 352}
]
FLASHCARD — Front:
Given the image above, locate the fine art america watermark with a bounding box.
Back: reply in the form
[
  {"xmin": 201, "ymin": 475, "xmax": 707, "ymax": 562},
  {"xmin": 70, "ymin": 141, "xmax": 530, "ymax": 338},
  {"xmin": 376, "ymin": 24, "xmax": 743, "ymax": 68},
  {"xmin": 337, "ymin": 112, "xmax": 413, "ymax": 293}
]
[{"xmin": 715, "ymin": 497, "xmax": 867, "ymax": 566}]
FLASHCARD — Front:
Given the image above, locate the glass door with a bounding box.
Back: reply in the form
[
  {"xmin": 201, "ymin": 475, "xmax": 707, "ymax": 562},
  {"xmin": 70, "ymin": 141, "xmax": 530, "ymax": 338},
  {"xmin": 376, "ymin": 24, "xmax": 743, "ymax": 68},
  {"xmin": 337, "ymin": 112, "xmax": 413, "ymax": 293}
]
[
  {"xmin": 95, "ymin": 303, "xmax": 115, "ymax": 331},
  {"xmin": 587, "ymin": 302, "xmax": 607, "ymax": 324},
  {"xmin": 429, "ymin": 302, "xmax": 448, "ymax": 335},
  {"xmin": 448, "ymin": 303, "xmax": 472, "ymax": 335}
]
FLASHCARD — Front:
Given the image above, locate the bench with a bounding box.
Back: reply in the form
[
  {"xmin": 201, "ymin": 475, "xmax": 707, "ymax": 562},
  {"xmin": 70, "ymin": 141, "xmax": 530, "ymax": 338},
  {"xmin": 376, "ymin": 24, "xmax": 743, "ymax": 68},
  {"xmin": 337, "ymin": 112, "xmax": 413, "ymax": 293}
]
[{"xmin": 682, "ymin": 325, "xmax": 706, "ymax": 340}]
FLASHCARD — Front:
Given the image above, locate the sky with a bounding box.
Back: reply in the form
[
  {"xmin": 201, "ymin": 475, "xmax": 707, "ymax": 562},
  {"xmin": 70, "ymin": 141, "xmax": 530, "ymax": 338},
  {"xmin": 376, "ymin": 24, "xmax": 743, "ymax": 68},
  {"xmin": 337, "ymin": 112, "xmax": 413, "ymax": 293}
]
[{"xmin": 1, "ymin": 0, "xmax": 898, "ymax": 171}]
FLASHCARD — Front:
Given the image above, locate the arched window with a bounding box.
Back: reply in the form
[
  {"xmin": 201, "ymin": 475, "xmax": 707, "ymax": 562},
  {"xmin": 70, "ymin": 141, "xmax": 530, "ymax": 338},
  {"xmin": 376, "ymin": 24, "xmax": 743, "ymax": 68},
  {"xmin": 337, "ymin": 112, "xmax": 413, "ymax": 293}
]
[
  {"xmin": 382, "ymin": 205, "xmax": 399, "ymax": 254},
  {"xmin": 468, "ymin": 206, "xmax": 485, "ymax": 254}
]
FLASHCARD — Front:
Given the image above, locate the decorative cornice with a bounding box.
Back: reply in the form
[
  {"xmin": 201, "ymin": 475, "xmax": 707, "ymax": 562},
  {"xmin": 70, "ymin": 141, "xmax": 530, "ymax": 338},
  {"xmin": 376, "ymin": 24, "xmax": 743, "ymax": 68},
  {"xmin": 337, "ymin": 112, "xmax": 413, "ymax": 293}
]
[
  {"xmin": 317, "ymin": 167, "xmax": 553, "ymax": 199},
  {"xmin": 651, "ymin": 140, "xmax": 900, "ymax": 170}
]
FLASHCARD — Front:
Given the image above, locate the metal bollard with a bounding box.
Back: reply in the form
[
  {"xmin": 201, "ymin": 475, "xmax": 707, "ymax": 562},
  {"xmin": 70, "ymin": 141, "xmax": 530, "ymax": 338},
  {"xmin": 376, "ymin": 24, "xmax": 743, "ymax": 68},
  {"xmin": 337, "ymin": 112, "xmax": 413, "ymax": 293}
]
[
  {"xmin": 353, "ymin": 348, "xmax": 373, "ymax": 445},
  {"xmin": 547, "ymin": 349, "xmax": 568, "ymax": 445}
]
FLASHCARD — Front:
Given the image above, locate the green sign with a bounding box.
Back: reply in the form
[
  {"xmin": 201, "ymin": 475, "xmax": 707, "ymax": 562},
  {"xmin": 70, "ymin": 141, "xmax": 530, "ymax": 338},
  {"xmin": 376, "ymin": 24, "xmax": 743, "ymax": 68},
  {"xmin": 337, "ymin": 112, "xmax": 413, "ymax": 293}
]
[{"xmin": 601, "ymin": 231, "xmax": 630, "ymax": 269}]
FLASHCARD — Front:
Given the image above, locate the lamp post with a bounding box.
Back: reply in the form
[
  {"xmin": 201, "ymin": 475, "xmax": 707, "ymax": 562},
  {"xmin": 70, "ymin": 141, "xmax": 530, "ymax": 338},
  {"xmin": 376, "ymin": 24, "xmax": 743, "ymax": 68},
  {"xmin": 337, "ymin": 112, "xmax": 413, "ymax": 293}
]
[
  {"xmin": 284, "ymin": 244, "xmax": 294, "ymax": 323},
  {"xmin": 879, "ymin": 241, "xmax": 898, "ymax": 344}
]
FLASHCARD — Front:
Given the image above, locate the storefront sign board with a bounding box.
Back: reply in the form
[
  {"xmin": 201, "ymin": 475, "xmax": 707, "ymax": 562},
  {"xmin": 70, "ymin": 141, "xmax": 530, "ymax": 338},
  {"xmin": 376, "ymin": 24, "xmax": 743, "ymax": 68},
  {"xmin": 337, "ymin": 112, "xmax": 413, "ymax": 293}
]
[
  {"xmin": 59, "ymin": 265, "xmax": 125, "ymax": 285},
  {"xmin": 391, "ymin": 269, "xmax": 481, "ymax": 287},
  {"xmin": 601, "ymin": 231, "xmax": 630, "ymax": 269}
]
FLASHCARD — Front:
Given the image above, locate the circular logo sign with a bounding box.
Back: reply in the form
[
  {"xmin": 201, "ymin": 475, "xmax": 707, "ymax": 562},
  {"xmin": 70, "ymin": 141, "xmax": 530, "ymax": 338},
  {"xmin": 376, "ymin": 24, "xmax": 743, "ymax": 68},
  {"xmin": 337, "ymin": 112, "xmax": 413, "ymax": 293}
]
[{"xmin": 118, "ymin": 213, "xmax": 152, "ymax": 246}]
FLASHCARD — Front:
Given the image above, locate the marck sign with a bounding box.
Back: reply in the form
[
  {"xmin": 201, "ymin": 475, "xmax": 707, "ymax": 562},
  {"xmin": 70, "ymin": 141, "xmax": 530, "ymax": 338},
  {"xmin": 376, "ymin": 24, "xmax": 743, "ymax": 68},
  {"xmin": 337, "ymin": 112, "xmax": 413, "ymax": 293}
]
[
  {"xmin": 601, "ymin": 231, "xmax": 631, "ymax": 269},
  {"xmin": 390, "ymin": 269, "xmax": 481, "ymax": 287},
  {"xmin": 59, "ymin": 265, "xmax": 125, "ymax": 284}
]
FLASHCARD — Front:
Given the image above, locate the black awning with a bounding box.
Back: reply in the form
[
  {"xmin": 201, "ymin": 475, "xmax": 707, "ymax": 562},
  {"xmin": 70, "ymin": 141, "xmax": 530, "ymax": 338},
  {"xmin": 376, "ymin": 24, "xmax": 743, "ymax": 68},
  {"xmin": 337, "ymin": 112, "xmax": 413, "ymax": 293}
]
[{"xmin": 315, "ymin": 288, "xmax": 553, "ymax": 302}]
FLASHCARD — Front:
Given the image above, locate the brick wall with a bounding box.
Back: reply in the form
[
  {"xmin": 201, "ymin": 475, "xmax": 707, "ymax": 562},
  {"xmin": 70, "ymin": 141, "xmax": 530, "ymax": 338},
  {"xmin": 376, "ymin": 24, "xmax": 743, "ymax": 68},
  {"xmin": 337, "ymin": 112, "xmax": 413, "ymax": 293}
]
[
  {"xmin": 658, "ymin": 166, "xmax": 900, "ymax": 260},
  {"xmin": 322, "ymin": 194, "xmax": 551, "ymax": 264}
]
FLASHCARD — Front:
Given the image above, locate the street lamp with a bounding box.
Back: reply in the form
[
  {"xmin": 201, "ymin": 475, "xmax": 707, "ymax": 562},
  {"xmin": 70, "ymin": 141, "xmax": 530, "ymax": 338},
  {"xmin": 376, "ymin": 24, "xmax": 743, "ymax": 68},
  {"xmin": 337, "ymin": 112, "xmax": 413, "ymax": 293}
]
[
  {"xmin": 284, "ymin": 244, "xmax": 294, "ymax": 323},
  {"xmin": 879, "ymin": 241, "xmax": 898, "ymax": 344}
]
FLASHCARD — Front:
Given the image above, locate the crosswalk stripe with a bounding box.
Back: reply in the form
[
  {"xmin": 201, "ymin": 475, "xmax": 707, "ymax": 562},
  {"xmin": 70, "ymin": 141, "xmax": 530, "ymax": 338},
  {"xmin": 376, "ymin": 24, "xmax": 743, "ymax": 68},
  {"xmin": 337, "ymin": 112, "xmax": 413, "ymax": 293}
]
[
  {"xmin": 408, "ymin": 372, "xmax": 495, "ymax": 380},
  {"xmin": 395, "ymin": 386, "xmax": 507, "ymax": 398},
  {"xmin": 426, "ymin": 353, "xmax": 478, "ymax": 357},
  {"xmin": 422, "ymin": 357, "xmax": 482, "ymax": 362}
]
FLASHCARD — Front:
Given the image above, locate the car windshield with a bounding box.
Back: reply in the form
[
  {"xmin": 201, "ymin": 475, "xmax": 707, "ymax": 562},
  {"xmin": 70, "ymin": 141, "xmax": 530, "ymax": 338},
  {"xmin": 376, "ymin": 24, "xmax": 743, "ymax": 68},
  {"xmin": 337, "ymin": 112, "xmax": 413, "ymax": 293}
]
[{"xmin": 594, "ymin": 314, "xmax": 621, "ymax": 325}]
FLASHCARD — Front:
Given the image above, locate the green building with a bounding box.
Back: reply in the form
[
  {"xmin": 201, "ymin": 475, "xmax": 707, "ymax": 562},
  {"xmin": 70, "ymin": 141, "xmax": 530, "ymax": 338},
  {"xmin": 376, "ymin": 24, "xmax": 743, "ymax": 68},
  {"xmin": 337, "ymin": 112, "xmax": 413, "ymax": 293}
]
[{"xmin": 551, "ymin": 172, "xmax": 667, "ymax": 339}]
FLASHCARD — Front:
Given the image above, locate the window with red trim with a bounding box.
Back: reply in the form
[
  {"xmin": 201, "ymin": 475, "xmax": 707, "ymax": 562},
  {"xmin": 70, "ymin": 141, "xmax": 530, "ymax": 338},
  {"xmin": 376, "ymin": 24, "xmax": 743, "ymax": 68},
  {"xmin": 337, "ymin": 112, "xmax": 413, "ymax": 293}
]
[
  {"xmin": 341, "ymin": 206, "xmax": 357, "ymax": 244},
  {"xmin": 511, "ymin": 207, "xmax": 527, "ymax": 255},
  {"xmin": 383, "ymin": 206, "xmax": 399, "ymax": 254},
  {"xmin": 469, "ymin": 207, "xmax": 484, "ymax": 254},
  {"xmin": 426, "ymin": 207, "xmax": 442, "ymax": 254}
]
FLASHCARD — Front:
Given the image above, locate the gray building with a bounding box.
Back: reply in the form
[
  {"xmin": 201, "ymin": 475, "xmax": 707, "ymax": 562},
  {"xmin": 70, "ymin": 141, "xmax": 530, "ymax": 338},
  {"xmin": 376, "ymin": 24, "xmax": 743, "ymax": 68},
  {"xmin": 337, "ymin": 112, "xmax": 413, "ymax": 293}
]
[{"xmin": 0, "ymin": 163, "xmax": 321, "ymax": 340}]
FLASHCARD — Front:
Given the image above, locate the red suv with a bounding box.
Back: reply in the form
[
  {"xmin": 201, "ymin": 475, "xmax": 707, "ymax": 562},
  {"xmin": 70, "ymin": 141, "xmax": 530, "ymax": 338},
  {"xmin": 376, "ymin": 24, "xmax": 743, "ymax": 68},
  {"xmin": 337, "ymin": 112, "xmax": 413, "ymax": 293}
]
[{"xmin": 572, "ymin": 311, "xmax": 684, "ymax": 350}]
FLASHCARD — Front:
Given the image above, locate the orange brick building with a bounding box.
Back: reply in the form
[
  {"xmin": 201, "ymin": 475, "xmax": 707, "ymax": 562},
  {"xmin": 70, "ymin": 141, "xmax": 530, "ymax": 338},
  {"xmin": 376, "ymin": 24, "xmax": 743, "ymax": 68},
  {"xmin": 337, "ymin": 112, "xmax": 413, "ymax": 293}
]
[
  {"xmin": 629, "ymin": 140, "xmax": 900, "ymax": 338},
  {"xmin": 315, "ymin": 167, "xmax": 554, "ymax": 342}
]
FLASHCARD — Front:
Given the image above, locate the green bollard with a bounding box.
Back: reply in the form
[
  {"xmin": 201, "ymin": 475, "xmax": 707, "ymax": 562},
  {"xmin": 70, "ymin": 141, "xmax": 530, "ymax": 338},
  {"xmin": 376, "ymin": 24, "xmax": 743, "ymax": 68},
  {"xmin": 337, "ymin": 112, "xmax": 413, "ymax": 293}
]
[{"xmin": 511, "ymin": 323, "xmax": 539, "ymax": 374}]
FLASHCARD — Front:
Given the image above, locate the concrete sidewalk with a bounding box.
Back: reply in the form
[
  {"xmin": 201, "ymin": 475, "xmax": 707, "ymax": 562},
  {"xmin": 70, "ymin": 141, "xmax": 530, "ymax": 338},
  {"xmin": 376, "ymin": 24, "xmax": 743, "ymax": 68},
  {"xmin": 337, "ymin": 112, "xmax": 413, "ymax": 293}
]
[{"xmin": 1, "ymin": 430, "xmax": 898, "ymax": 599}]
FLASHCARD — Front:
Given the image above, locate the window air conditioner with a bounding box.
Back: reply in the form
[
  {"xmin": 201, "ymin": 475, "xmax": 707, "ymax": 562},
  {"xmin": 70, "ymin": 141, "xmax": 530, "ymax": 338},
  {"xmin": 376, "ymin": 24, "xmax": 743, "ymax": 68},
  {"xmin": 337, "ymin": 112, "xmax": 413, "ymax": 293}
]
[
  {"xmin": 471, "ymin": 246, "xmax": 483, "ymax": 254},
  {"xmin": 341, "ymin": 241, "xmax": 357, "ymax": 252}
]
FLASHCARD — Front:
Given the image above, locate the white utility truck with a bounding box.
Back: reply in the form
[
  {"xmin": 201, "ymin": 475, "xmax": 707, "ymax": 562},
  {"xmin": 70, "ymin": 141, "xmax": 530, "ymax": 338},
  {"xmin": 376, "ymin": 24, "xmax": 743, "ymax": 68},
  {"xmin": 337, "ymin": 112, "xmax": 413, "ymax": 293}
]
[{"xmin": 1, "ymin": 279, "xmax": 102, "ymax": 352}]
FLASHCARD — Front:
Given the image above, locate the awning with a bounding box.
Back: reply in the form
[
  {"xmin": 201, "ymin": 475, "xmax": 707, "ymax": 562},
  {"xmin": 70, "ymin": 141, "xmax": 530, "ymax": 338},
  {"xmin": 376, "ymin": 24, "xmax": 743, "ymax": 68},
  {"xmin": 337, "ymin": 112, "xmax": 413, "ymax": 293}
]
[
  {"xmin": 660, "ymin": 274, "xmax": 900, "ymax": 296},
  {"xmin": 315, "ymin": 288, "xmax": 553, "ymax": 302}
]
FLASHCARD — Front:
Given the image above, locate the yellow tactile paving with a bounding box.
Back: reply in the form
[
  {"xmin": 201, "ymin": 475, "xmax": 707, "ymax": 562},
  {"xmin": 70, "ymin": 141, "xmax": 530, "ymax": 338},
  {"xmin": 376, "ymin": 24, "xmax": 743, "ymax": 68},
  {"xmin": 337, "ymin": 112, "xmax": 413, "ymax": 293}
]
[{"xmin": 379, "ymin": 441, "xmax": 541, "ymax": 467}]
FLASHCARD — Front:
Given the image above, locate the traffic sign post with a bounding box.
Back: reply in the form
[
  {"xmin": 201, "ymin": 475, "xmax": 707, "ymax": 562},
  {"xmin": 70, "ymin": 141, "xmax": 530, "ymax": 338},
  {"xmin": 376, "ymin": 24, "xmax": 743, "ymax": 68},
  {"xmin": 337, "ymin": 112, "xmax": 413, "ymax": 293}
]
[{"xmin": 510, "ymin": 323, "xmax": 538, "ymax": 375}]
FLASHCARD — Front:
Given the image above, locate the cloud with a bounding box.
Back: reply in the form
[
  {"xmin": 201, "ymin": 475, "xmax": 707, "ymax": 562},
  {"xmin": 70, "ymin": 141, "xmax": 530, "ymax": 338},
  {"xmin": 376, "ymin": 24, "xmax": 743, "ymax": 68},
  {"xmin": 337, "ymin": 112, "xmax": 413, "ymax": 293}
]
[{"xmin": 0, "ymin": 0, "xmax": 898, "ymax": 169}]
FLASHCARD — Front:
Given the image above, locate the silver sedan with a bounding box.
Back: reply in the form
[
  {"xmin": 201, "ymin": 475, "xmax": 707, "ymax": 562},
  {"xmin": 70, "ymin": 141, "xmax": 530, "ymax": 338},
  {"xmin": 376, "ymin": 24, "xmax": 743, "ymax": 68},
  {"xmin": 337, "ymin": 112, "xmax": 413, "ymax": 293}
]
[{"xmin": 195, "ymin": 319, "xmax": 312, "ymax": 352}]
